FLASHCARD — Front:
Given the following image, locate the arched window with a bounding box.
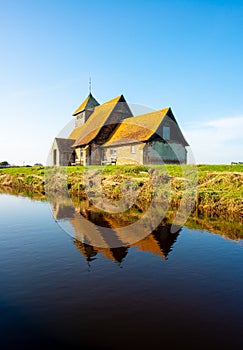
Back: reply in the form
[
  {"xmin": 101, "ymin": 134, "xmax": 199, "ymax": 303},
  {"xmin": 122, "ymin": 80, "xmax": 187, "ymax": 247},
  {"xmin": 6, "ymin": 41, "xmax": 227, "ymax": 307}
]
[
  {"xmin": 163, "ymin": 126, "xmax": 170, "ymax": 140},
  {"xmin": 53, "ymin": 149, "xmax": 57, "ymax": 165}
]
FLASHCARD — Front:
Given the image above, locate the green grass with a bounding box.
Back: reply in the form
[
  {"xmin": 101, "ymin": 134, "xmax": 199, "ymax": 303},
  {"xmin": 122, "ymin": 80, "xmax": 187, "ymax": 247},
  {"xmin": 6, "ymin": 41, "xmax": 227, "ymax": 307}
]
[
  {"xmin": 197, "ymin": 164, "xmax": 243, "ymax": 172},
  {"xmin": 0, "ymin": 166, "xmax": 45, "ymax": 175},
  {"xmin": 1, "ymin": 163, "xmax": 243, "ymax": 176},
  {"xmin": 67, "ymin": 164, "xmax": 196, "ymax": 177},
  {"xmin": 1, "ymin": 164, "xmax": 243, "ymax": 178}
]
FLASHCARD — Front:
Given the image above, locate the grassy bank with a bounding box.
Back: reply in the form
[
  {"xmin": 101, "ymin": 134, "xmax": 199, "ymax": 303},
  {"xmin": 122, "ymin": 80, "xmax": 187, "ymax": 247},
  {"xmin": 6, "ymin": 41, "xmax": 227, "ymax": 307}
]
[{"xmin": 0, "ymin": 164, "xmax": 242, "ymax": 220}]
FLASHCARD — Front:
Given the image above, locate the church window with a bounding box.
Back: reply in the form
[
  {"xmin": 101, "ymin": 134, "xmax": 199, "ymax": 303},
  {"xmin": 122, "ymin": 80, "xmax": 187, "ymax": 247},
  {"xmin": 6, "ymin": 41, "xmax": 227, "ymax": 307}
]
[
  {"xmin": 163, "ymin": 126, "xmax": 170, "ymax": 140},
  {"xmin": 131, "ymin": 145, "xmax": 136, "ymax": 154},
  {"xmin": 53, "ymin": 149, "xmax": 57, "ymax": 165},
  {"xmin": 110, "ymin": 149, "xmax": 116, "ymax": 156}
]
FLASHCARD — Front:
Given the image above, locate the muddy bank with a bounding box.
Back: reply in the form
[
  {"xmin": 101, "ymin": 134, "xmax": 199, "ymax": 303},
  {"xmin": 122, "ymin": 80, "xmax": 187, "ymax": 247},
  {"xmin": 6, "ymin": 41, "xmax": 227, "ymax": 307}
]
[{"xmin": 0, "ymin": 168, "xmax": 242, "ymax": 221}]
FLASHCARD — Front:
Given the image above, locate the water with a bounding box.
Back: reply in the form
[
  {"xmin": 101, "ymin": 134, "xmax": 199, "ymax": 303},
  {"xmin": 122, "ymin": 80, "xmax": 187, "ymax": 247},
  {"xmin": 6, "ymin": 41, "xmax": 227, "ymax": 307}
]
[{"xmin": 0, "ymin": 193, "xmax": 243, "ymax": 349}]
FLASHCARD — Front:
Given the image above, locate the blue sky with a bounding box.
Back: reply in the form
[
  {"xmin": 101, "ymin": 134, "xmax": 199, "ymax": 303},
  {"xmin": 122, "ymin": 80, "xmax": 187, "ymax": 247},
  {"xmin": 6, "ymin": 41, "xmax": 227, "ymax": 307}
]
[{"xmin": 0, "ymin": 0, "xmax": 243, "ymax": 165}]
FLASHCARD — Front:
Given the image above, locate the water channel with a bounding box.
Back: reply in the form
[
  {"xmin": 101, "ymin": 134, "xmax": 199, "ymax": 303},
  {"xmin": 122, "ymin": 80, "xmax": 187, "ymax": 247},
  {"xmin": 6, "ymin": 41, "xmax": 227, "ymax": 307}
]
[{"xmin": 0, "ymin": 192, "xmax": 242, "ymax": 349}]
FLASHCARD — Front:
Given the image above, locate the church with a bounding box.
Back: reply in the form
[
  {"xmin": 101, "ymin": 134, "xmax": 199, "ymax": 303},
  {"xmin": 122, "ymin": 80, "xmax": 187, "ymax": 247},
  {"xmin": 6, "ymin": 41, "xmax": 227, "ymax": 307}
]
[{"xmin": 51, "ymin": 93, "xmax": 189, "ymax": 166}]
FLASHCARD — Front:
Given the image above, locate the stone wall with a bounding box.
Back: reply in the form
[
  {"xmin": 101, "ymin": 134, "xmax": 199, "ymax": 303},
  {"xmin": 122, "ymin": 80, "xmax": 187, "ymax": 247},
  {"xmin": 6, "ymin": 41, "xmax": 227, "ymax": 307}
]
[
  {"xmin": 104, "ymin": 143, "xmax": 144, "ymax": 165},
  {"xmin": 75, "ymin": 109, "xmax": 95, "ymax": 128},
  {"xmin": 89, "ymin": 143, "xmax": 102, "ymax": 165},
  {"xmin": 104, "ymin": 141, "xmax": 187, "ymax": 165}
]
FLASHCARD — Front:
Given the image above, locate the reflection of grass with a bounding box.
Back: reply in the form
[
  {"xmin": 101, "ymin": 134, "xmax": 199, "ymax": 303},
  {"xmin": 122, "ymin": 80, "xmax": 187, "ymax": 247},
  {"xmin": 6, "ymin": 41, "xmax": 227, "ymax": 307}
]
[
  {"xmin": 0, "ymin": 186, "xmax": 46, "ymax": 201},
  {"xmin": 0, "ymin": 183, "xmax": 242, "ymax": 241},
  {"xmin": 185, "ymin": 213, "xmax": 243, "ymax": 240}
]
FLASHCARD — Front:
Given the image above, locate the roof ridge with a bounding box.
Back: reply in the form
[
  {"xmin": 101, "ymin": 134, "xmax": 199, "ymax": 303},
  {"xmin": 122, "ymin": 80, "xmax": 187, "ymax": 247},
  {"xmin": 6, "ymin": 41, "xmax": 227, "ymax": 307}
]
[
  {"xmin": 72, "ymin": 94, "xmax": 100, "ymax": 116},
  {"xmin": 103, "ymin": 95, "xmax": 125, "ymax": 105},
  {"xmin": 160, "ymin": 107, "xmax": 170, "ymax": 113},
  {"xmin": 120, "ymin": 107, "xmax": 170, "ymax": 122}
]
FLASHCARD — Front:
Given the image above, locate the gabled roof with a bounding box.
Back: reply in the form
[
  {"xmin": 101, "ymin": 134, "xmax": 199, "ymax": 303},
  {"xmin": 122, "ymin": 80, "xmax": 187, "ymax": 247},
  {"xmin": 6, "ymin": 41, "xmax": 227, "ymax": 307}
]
[
  {"xmin": 72, "ymin": 93, "xmax": 100, "ymax": 116},
  {"xmin": 68, "ymin": 124, "xmax": 85, "ymax": 140},
  {"xmin": 54, "ymin": 138, "xmax": 75, "ymax": 152},
  {"xmin": 103, "ymin": 108, "xmax": 170, "ymax": 147},
  {"xmin": 72, "ymin": 95, "xmax": 126, "ymax": 147}
]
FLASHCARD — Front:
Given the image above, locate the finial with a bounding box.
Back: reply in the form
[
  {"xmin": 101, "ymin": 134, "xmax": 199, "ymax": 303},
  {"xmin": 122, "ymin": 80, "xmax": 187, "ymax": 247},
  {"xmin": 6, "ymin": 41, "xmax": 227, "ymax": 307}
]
[{"xmin": 89, "ymin": 77, "xmax": 91, "ymax": 94}]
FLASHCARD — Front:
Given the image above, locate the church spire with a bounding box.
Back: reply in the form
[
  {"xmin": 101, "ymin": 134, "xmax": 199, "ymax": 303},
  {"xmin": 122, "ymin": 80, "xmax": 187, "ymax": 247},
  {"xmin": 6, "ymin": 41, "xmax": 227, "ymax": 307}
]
[
  {"xmin": 72, "ymin": 91, "xmax": 99, "ymax": 116},
  {"xmin": 89, "ymin": 77, "xmax": 92, "ymax": 94}
]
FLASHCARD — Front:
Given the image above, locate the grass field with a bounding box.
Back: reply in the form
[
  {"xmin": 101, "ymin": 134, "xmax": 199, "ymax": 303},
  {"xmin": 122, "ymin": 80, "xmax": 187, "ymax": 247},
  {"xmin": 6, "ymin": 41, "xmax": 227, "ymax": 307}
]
[{"xmin": 1, "ymin": 164, "xmax": 243, "ymax": 176}]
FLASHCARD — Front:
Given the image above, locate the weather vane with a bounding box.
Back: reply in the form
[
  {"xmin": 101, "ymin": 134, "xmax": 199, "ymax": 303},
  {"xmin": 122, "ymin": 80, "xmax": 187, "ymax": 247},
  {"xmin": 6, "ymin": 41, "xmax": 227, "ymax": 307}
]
[{"xmin": 89, "ymin": 77, "xmax": 91, "ymax": 94}]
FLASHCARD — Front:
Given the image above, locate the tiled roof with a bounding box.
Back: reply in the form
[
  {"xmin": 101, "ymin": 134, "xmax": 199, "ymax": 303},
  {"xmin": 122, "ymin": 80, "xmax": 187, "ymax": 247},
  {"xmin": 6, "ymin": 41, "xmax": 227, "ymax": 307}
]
[
  {"xmin": 72, "ymin": 93, "xmax": 99, "ymax": 116},
  {"xmin": 73, "ymin": 95, "xmax": 124, "ymax": 147},
  {"xmin": 103, "ymin": 108, "xmax": 170, "ymax": 147},
  {"xmin": 68, "ymin": 124, "xmax": 85, "ymax": 140},
  {"xmin": 55, "ymin": 138, "xmax": 75, "ymax": 152}
]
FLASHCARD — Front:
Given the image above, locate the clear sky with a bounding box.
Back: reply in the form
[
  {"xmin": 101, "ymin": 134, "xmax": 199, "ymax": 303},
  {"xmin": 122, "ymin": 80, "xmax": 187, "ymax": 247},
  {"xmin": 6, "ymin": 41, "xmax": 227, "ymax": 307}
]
[{"xmin": 0, "ymin": 0, "xmax": 243, "ymax": 165}]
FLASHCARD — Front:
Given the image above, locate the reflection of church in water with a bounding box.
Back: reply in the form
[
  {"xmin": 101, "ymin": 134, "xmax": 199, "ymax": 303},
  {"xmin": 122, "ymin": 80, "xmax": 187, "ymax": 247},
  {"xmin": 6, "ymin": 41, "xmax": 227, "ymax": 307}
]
[{"xmin": 51, "ymin": 197, "xmax": 181, "ymax": 265}]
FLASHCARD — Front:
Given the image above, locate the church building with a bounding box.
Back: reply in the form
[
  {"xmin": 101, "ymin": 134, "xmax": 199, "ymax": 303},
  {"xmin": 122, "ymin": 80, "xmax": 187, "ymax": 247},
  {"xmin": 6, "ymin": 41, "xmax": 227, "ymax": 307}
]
[{"xmin": 51, "ymin": 93, "xmax": 189, "ymax": 166}]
